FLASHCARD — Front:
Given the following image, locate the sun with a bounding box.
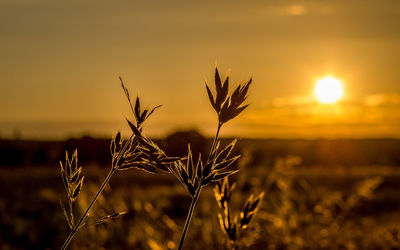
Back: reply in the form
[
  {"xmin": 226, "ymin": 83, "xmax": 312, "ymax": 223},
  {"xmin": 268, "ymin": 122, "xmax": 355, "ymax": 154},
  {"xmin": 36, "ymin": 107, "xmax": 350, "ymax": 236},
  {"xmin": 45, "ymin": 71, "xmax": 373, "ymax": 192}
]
[{"xmin": 314, "ymin": 76, "xmax": 344, "ymax": 104}]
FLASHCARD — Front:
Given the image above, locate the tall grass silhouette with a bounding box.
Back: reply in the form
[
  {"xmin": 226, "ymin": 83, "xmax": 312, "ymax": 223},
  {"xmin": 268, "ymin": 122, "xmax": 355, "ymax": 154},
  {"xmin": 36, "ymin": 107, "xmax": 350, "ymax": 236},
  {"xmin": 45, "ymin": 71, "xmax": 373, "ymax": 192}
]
[
  {"xmin": 214, "ymin": 177, "xmax": 264, "ymax": 250},
  {"xmin": 171, "ymin": 67, "xmax": 253, "ymax": 249},
  {"xmin": 59, "ymin": 78, "xmax": 180, "ymax": 249},
  {"xmin": 58, "ymin": 67, "xmax": 260, "ymax": 249},
  {"xmin": 59, "ymin": 149, "xmax": 85, "ymax": 233}
]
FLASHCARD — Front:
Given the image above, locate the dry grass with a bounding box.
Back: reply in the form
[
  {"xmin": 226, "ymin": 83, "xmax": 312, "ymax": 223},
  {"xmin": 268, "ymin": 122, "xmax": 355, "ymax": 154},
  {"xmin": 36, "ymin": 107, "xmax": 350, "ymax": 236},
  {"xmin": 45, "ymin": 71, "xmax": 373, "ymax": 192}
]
[
  {"xmin": 58, "ymin": 67, "xmax": 263, "ymax": 250},
  {"xmin": 1, "ymin": 160, "xmax": 399, "ymax": 249},
  {"xmin": 214, "ymin": 177, "xmax": 264, "ymax": 250},
  {"xmin": 59, "ymin": 76, "xmax": 179, "ymax": 249},
  {"xmin": 59, "ymin": 150, "xmax": 85, "ymax": 231}
]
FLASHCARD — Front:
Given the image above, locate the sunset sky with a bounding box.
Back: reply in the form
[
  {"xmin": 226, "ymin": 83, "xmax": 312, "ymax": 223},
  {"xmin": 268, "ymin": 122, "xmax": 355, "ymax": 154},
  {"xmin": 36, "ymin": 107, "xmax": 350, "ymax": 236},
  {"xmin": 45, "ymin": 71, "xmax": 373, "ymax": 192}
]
[{"xmin": 1, "ymin": 0, "xmax": 400, "ymax": 139}]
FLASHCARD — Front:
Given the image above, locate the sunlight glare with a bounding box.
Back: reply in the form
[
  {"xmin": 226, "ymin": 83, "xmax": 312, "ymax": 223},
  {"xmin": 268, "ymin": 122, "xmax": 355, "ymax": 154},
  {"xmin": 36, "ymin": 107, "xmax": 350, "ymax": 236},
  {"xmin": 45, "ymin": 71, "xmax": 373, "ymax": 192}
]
[{"xmin": 314, "ymin": 76, "xmax": 344, "ymax": 104}]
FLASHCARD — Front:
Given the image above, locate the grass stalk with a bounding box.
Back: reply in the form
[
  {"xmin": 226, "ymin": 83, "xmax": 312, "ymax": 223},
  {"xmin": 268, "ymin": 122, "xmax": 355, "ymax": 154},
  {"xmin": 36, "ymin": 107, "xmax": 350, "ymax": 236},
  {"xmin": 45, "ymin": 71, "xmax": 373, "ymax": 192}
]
[
  {"xmin": 61, "ymin": 167, "xmax": 116, "ymax": 250},
  {"xmin": 177, "ymin": 122, "xmax": 222, "ymax": 250},
  {"xmin": 208, "ymin": 122, "xmax": 222, "ymax": 162},
  {"xmin": 177, "ymin": 188, "xmax": 201, "ymax": 250},
  {"xmin": 68, "ymin": 198, "xmax": 74, "ymax": 227},
  {"xmin": 60, "ymin": 136, "xmax": 132, "ymax": 250}
]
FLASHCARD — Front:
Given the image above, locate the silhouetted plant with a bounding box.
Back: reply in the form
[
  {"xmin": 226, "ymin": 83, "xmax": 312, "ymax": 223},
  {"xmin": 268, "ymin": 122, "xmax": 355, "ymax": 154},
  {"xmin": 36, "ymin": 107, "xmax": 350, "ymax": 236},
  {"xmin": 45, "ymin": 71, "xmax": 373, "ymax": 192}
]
[
  {"xmin": 60, "ymin": 78, "xmax": 180, "ymax": 250},
  {"xmin": 60, "ymin": 149, "xmax": 85, "ymax": 231},
  {"xmin": 173, "ymin": 67, "xmax": 252, "ymax": 250},
  {"xmin": 59, "ymin": 67, "xmax": 252, "ymax": 250},
  {"xmin": 215, "ymin": 177, "xmax": 264, "ymax": 250}
]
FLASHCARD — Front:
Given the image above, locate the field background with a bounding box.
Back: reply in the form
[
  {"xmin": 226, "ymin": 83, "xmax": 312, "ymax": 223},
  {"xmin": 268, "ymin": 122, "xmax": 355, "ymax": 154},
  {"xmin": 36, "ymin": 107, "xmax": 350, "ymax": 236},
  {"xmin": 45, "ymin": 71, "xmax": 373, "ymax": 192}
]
[{"xmin": 1, "ymin": 131, "xmax": 400, "ymax": 249}]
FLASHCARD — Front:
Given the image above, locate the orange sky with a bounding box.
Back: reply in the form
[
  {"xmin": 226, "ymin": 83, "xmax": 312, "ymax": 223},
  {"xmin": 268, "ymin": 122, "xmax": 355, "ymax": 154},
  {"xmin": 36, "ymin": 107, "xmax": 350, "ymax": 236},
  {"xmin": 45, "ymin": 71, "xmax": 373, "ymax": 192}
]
[{"xmin": 1, "ymin": 0, "xmax": 400, "ymax": 139}]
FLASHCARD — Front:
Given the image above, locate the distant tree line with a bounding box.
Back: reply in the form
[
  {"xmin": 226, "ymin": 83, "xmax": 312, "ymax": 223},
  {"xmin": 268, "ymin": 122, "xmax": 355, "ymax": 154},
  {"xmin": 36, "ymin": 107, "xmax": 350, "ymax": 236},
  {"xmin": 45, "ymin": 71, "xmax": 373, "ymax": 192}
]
[{"xmin": 1, "ymin": 130, "xmax": 400, "ymax": 167}]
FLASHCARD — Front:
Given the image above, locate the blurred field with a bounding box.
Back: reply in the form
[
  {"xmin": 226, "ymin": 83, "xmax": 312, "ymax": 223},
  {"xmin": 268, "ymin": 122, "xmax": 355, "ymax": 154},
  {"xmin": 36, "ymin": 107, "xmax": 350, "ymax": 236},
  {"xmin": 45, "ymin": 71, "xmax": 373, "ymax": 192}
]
[{"xmin": 1, "ymin": 151, "xmax": 400, "ymax": 249}]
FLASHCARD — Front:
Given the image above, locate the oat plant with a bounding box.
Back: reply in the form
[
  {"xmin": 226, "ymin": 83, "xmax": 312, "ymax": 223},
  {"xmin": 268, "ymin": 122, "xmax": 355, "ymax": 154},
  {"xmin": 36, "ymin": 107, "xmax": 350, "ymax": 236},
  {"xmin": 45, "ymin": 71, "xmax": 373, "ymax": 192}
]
[
  {"xmin": 59, "ymin": 150, "xmax": 85, "ymax": 233},
  {"xmin": 60, "ymin": 67, "xmax": 251, "ymax": 249},
  {"xmin": 214, "ymin": 178, "xmax": 264, "ymax": 250},
  {"xmin": 60, "ymin": 78, "xmax": 180, "ymax": 250},
  {"xmin": 172, "ymin": 67, "xmax": 252, "ymax": 250}
]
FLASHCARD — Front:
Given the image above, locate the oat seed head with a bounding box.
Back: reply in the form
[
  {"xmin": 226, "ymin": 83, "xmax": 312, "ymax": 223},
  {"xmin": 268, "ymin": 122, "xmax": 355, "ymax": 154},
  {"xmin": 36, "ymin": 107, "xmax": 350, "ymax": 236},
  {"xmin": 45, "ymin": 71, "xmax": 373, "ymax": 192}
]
[
  {"xmin": 205, "ymin": 67, "xmax": 252, "ymax": 125},
  {"xmin": 60, "ymin": 149, "xmax": 85, "ymax": 229}
]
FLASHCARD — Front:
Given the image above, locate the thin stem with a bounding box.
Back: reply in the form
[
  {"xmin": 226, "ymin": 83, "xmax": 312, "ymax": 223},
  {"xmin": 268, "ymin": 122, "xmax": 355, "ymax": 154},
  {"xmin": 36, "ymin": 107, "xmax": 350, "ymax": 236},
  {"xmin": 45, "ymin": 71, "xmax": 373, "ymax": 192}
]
[
  {"xmin": 231, "ymin": 241, "xmax": 238, "ymax": 250},
  {"xmin": 207, "ymin": 122, "xmax": 222, "ymax": 163},
  {"xmin": 177, "ymin": 189, "xmax": 201, "ymax": 250},
  {"xmin": 61, "ymin": 168, "xmax": 116, "ymax": 250},
  {"xmin": 61, "ymin": 136, "xmax": 133, "ymax": 250},
  {"xmin": 177, "ymin": 122, "xmax": 223, "ymax": 250},
  {"xmin": 231, "ymin": 230, "xmax": 241, "ymax": 250},
  {"xmin": 68, "ymin": 198, "xmax": 74, "ymax": 227}
]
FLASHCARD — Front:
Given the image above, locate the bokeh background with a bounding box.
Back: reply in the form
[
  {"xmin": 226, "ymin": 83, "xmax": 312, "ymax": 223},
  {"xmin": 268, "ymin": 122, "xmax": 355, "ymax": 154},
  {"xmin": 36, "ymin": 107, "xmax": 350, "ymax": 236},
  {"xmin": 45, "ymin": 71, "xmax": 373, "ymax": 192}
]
[{"xmin": 1, "ymin": 0, "xmax": 400, "ymax": 249}]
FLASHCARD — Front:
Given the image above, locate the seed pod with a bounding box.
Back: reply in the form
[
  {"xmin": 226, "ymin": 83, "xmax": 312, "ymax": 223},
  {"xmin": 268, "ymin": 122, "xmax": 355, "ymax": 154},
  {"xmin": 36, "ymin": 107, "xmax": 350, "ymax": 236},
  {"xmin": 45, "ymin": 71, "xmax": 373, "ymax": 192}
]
[
  {"xmin": 216, "ymin": 76, "xmax": 229, "ymax": 108},
  {"xmin": 213, "ymin": 156, "xmax": 240, "ymax": 170},
  {"xmin": 134, "ymin": 96, "xmax": 141, "ymax": 121},
  {"xmin": 110, "ymin": 138, "xmax": 116, "ymax": 155},
  {"xmin": 215, "ymin": 67, "xmax": 222, "ymax": 92},
  {"xmin": 114, "ymin": 131, "xmax": 121, "ymax": 153},
  {"xmin": 196, "ymin": 156, "xmax": 203, "ymax": 180},
  {"xmin": 70, "ymin": 167, "xmax": 81, "ymax": 183},
  {"xmin": 202, "ymin": 161, "xmax": 213, "ymax": 178},
  {"xmin": 212, "ymin": 170, "xmax": 239, "ymax": 182},
  {"xmin": 61, "ymin": 169, "xmax": 69, "ymax": 191},
  {"xmin": 126, "ymin": 118, "xmax": 141, "ymax": 137},
  {"xmin": 202, "ymin": 172, "xmax": 216, "ymax": 186},
  {"xmin": 71, "ymin": 149, "xmax": 78, "ymax": 172},
  {"xmin": 187, "ymin": 146, "xmax": 194, "ymax": 180},
  {"xmin": 205, "ymin": 84, "xmax": 216, "ymax": 111},
  {"xmin": 72, "ymin": 176, "xmax": 84, "ymax": 200}
]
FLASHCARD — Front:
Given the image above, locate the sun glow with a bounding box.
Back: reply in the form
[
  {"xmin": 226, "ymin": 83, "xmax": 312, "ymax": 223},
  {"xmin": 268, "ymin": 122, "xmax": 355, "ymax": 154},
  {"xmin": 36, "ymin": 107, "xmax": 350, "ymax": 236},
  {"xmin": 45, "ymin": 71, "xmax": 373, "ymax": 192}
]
[{"xmin": 314, "ymin": 76, "xmax": 344, "ymax": 104}]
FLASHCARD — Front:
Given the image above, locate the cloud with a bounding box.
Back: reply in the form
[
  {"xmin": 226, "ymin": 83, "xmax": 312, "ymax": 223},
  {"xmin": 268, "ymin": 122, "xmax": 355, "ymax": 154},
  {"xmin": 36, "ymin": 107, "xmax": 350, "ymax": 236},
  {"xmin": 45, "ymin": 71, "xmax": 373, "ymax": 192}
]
[
  {"xmin": 272, "ymin": 93, "xmax": 400, "ymax": 109},
  {"xmin": 272, "ymin": 4, "xmax": 307, "ymax": 16},
  {"xmin": 260, "ymin": 4, "xmax": 307, "ymax": 17},
  {"xmin": 263, "ymin": 3, "xmax": 336, "ymax": 17},
  {"xmin": 236, "ymin": 92, "xmax": 400, "ymax": 138},
  {"xmin": 364, "ymin": 93, "xmax": 400, "ymax": 107},
  {"xmin": 272, "ymin": 95, "xmax": 315, "ymax": 107}
]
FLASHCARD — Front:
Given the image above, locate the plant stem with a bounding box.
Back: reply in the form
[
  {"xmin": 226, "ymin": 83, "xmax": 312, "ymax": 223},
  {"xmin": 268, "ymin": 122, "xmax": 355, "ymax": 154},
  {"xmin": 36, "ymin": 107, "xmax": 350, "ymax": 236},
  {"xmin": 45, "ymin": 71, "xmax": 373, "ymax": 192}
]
[
  {"xmin": 61, "ymin": 167, "xmax": 116, "ymax": 250},
  {"xmin": 231, "ymin": 241, "xmax": 238, "ymax": 250},
  {"xmin": 177, "ymin": 188, "xmax": 201, "ymax": 250},
  {"xmin": 61, "ymin": 135, "xmax": 133, "ymax": 250},
  {"xmin": 68, "ymin": 198, "xmax": 74, "ymax": 227},
  {"xmin": 177, "ymin": 122, "xmax": 222, "ymax": 250},
  {"xmin": 208, "ymin": 122, "xmax": 222, "ymax": 163}
]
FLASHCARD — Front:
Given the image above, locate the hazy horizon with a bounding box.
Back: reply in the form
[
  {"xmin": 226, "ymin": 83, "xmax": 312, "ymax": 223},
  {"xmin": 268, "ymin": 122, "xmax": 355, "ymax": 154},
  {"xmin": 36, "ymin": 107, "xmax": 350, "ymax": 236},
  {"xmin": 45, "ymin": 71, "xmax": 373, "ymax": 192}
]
[{"xmin": 2, "ymin": 119, "xmax": 400, "ymax": 140}]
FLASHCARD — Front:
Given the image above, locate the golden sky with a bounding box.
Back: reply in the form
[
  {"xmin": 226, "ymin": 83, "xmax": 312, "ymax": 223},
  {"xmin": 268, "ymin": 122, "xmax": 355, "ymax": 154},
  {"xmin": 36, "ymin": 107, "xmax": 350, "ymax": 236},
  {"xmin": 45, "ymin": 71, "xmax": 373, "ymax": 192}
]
[{"xmin": 1, "ymin": 0, "xmax": 400, "ymax": 139}]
